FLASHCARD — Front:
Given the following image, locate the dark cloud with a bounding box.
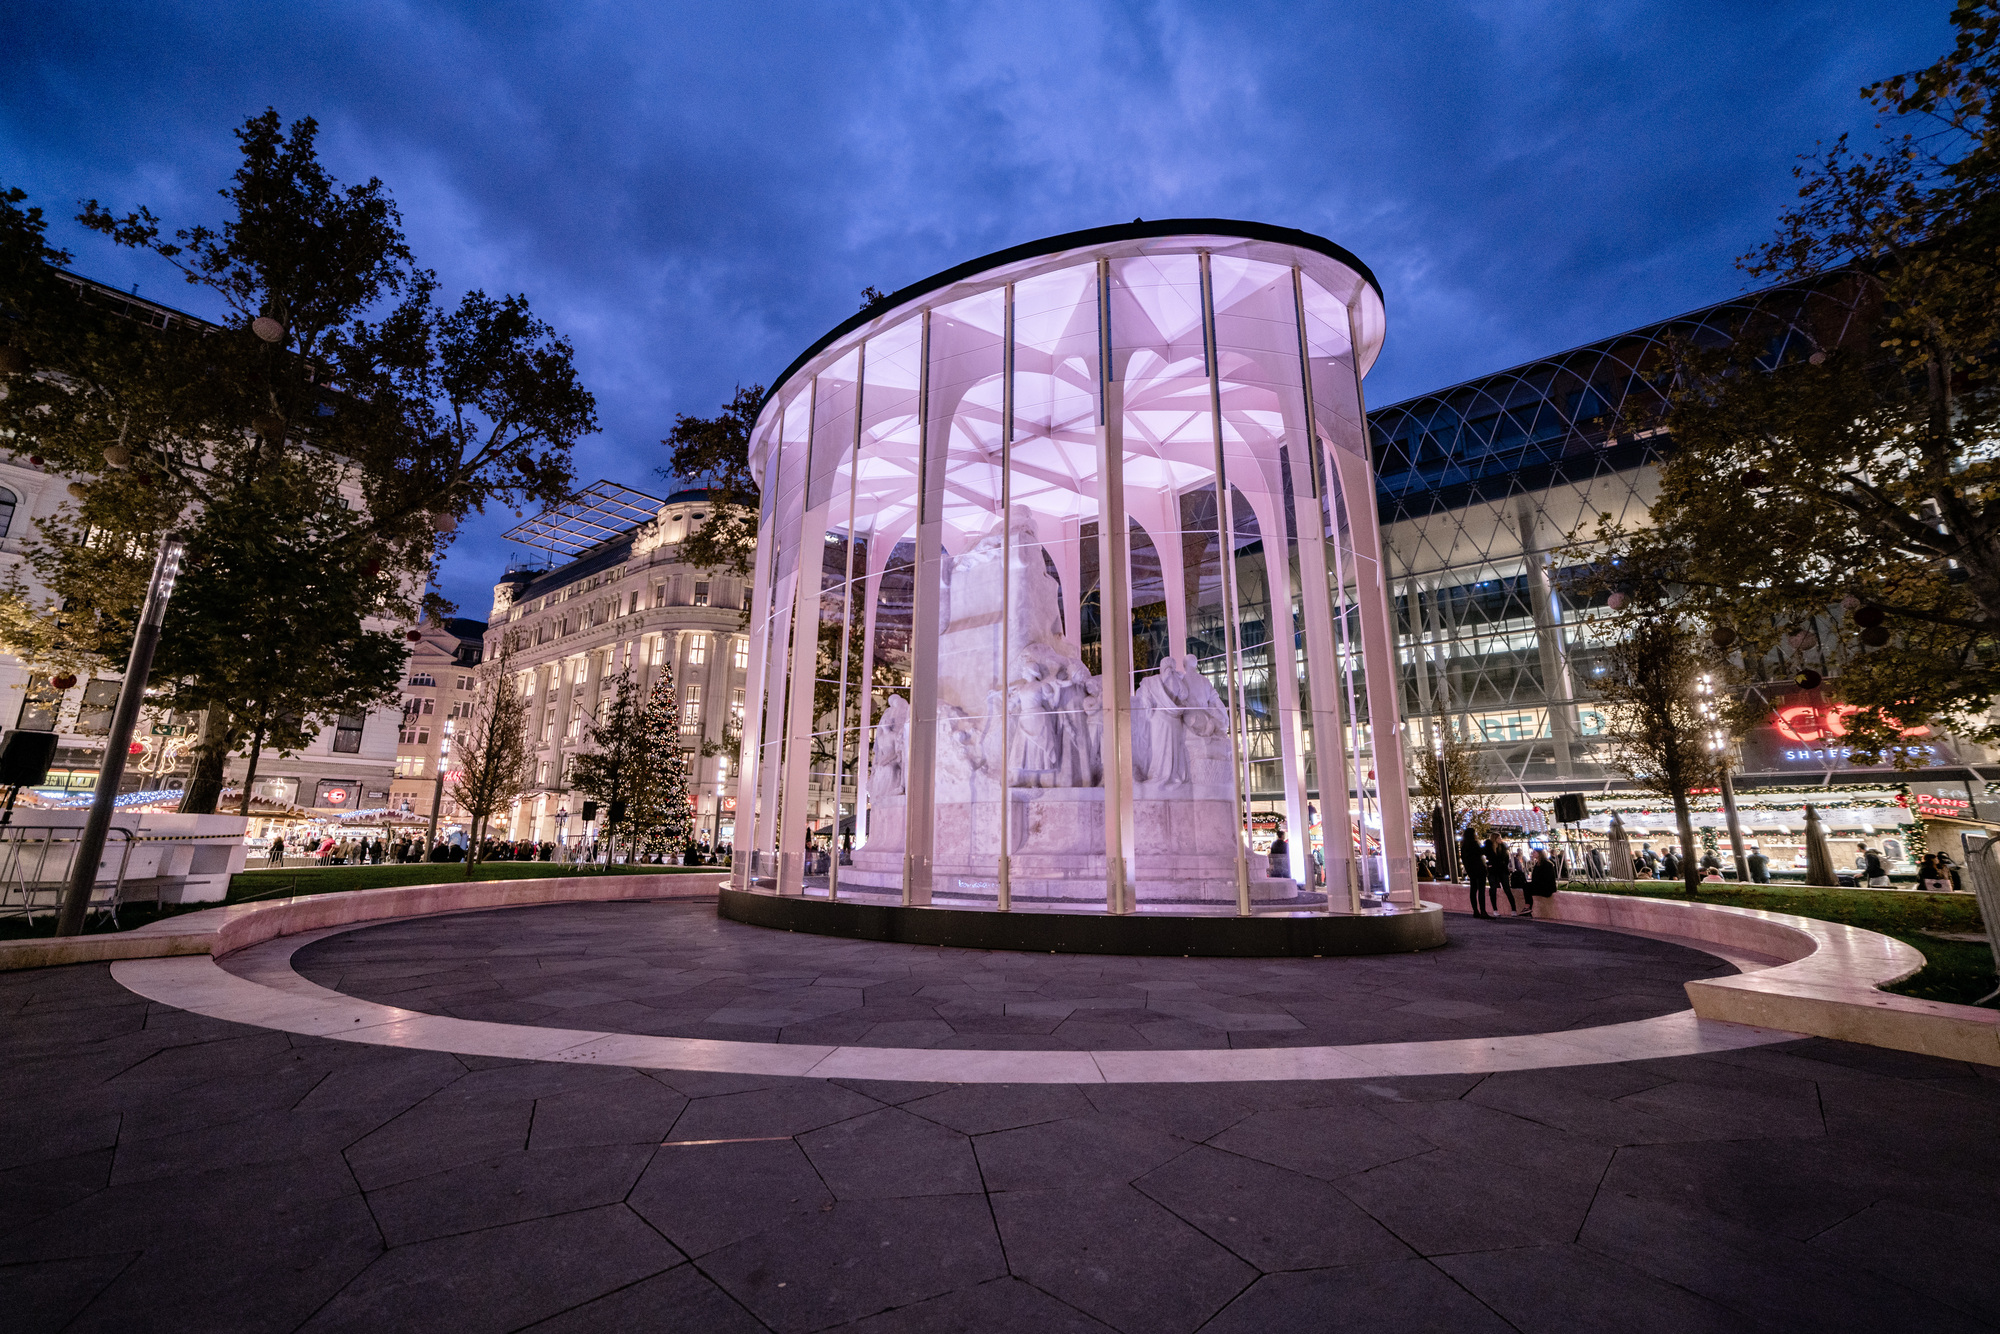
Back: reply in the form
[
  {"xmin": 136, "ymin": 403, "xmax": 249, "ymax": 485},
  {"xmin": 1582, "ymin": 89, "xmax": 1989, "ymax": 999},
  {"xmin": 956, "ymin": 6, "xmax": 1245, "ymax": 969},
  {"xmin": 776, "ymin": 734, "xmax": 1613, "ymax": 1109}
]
[{"xmin": 0, "ymin": 0, "xmax": 1946, "ymax": 616}]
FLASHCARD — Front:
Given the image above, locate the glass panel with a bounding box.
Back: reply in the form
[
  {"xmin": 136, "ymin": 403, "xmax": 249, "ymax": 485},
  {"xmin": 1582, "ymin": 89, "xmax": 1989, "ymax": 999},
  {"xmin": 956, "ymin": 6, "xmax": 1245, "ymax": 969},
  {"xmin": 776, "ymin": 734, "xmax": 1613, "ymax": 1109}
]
[
  {"xmin": 1002, "ymin": 262, "xmax": 1102, "ymax": 905},
  {"xmin": 924, "ymin": 286, "xmax": 1006, "ymax": 898},
  {"xmin": 844, "ymin": 315, "xmax": 925, "ymax": 894}
]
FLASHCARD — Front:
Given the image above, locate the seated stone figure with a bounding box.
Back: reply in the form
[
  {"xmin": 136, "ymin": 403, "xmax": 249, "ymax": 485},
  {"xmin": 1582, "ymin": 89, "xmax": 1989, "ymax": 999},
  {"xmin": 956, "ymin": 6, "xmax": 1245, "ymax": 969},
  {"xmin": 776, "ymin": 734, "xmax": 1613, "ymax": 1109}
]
[{"xmin": 1132, "ymin": 655, "xmax": 1229, "ymax": 785}]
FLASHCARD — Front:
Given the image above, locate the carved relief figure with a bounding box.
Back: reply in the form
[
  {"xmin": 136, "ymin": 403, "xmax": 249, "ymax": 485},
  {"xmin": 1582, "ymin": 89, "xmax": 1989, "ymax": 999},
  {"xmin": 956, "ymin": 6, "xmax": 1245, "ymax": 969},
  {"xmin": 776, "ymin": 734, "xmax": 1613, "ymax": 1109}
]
[{"xmin": 869, "ymin": 695, "xmax": 910, "ymax": 798}]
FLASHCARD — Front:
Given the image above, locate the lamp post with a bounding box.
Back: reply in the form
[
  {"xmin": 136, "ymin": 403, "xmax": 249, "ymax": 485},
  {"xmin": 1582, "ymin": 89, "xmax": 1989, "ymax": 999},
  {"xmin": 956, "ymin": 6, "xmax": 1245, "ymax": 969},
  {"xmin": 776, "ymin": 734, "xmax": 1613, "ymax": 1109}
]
[
  {"xmin": 56, "ymin": 531, "xmax": 185, "ymax": 936},
  {"xmin": 1697, "ymin": 672, "xmax": 1751, "ymax": 883},
  {"xmin": 425, "ymin": 735, "xmax": 449, "ymax": 853}
]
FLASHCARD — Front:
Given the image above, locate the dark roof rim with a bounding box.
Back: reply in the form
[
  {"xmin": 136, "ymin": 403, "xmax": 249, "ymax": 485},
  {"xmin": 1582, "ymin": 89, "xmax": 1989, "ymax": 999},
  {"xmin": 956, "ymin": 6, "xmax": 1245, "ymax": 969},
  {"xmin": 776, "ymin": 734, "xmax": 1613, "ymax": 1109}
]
[{"xmin": 759, "ymin": 218, "xmax": 1382, "ymax": 416}]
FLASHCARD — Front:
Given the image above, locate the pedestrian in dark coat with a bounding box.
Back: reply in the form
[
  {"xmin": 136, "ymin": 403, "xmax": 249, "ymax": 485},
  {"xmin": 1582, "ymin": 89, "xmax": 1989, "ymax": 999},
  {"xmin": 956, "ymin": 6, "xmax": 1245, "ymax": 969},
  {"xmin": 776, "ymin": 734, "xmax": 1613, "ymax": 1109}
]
[
  {"xmin": 1527, "ymin": 849, "xmax": 1559, "ymax": 909},
  {"xmin": 1461, "ymin": 825, "xmax": 1487, "ymax": 917},
  {"xmin": 1484, "ymin": 836, "xmax": 1511, "ymax": 916}
]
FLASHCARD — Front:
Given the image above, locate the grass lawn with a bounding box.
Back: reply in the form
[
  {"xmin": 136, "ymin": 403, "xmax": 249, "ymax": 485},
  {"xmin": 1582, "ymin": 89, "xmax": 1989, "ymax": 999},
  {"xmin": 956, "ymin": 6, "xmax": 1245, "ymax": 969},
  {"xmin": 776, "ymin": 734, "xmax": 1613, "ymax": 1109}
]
[
  {"xmin": 0, "ymin": 861, "xmax": 725, "ymax": 940},
  {"xmin": 1566, "ymin": 879, "xmax": 1994, "ymax": 1008}
]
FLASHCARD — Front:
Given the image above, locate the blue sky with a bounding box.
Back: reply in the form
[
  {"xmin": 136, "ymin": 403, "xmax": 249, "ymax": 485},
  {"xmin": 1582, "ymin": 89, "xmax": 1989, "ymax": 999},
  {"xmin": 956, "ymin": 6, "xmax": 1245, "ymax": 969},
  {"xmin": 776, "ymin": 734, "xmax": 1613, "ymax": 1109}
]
[{"xmin": 0, "ymin": 1, "xmax": 1947, "ymax": 617}]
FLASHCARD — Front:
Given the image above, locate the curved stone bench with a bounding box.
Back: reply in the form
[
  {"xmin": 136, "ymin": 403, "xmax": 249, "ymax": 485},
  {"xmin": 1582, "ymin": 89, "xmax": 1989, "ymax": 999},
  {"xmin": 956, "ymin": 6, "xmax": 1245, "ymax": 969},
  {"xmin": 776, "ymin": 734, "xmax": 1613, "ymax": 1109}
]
[
  {"xmin": 0, "ymin": 872, "xmax": 724, "ymax": 972},
  {"xmin": 1418, "ymin": 881, "xmax": 1997, "ymax": 1067}
]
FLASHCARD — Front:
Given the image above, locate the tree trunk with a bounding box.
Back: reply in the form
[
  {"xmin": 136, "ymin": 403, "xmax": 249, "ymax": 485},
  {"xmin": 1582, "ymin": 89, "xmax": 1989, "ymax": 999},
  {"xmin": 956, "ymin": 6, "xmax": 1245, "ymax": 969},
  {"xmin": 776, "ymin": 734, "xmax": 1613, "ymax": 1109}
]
[
  {"xmin": 1671, "ymin": 788, "xmax": 1701, "ymax": 897},
  {"xmin": 178, "ymin": 710, "xmax": 233, "ymax": 814},
  {"xmin": 464, "ymin": 812, "xmax": 482, "ymax": 880},
  {"xmin": 236, "ymin": 709, "xmax": 268, "ymax": 818}
]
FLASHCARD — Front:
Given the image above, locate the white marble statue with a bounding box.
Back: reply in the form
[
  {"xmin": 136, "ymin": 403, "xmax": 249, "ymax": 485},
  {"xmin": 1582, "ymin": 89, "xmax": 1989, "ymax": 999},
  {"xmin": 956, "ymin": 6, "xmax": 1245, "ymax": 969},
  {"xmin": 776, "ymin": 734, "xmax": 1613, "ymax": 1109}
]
[{"xmin": 869, "ymin": 695, "xmax": 910, "ymax": 798}]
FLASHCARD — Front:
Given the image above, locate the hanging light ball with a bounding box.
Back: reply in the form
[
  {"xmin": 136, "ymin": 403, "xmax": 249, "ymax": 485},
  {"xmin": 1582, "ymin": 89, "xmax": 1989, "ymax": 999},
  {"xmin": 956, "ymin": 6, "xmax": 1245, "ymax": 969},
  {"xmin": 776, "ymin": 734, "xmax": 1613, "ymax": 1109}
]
[
  {"xmin": 1840, "ymin": 593, "xmax": 1861, "ymax": 612},
  {"xmin": 251, "ymin": 412, "xmax": 286, "ymax": 439},
  {"xmin": 1809, "ymin": 351, "xmax": 1827, "ymax": 365},
  {"xmin": 51, "ymin": 673, "xmax": 77, "ymax": 691},
  {"xmin": 0, "ymin": 346, "xmax": 29, "ymax": 376},
  {"xmin": 27, "ymin": 456, "xmax": 43, "ymax": 467},
  {"xmin": 103, "ymin": 444, "xmax": 132, "ymax": 470},
  {"xmin": 1795, "ymin": 669, "xmax": 1823, "ymax": 690},
  {"xmin": 65, "ymin": 482, "xmax": 88, "ymax": 500},
  {"xmin": 1606, "ymin": 591, "xmax": 1628, "ymax": 611},
  {"xmin": 405, "ymin": 629, "xmax": 424, "ymax": 643},
  {"xmin": 1854, "ymin": 604, "xmax": 1887, "ymax": 628},
  {"xmin": 429, "ymin": 512, "xmax": 458, "ymax": 534},
  {"xmin": 1709, "ymin": 626, "xmax": 1736, "ymax": 650},
  {"xmin": 1859, "ymin": 625, "xmax": 1890, "ymax": 648},
  {"xmin": 251, "ymin": 316, "xmax": 286, "ymax": 343}
]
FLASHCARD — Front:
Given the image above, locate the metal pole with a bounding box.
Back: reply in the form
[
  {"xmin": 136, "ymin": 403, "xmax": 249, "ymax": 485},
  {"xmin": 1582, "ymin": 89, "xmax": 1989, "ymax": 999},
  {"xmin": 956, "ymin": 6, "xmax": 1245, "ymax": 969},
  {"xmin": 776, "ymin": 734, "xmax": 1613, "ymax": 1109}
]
[
  {"xmin": 426, "ymin": 752, "xmax": 445, "ymax": 852},
  {"xmin": 1719, "ymin": 760, "xmax": 1751, "ymax": 883},
  {"xmin": 56, "ymin": 531, "xmax": 185, "ymax": 936},
  {"xmin": 998, "ymin": 282, "xmax": 1015, "ymax": 911}
]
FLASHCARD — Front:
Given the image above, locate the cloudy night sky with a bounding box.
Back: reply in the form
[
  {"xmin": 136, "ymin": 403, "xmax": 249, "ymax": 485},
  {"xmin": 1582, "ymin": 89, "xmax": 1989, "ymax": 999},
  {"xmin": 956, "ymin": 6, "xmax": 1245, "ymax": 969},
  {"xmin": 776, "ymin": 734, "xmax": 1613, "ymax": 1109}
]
[{"xmin": 0, "ymin": 1, "xmax": 1946, "ymax": 618}]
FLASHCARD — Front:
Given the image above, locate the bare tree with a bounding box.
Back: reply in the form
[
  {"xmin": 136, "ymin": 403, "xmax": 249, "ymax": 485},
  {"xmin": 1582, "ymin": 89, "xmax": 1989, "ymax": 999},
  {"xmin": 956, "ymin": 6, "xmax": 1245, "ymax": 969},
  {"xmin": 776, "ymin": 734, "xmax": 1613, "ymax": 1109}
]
[
  {"xmin": 449, "ymin": 637, "xmax": 534, "ymax": 877},
  {"xmin": 1591, "ymin": 609, "xmax": 1718, "ymax": 895},
  {"xmin": 1407, "ymin": 705, "xmax": 1499, "ymax": 875}
]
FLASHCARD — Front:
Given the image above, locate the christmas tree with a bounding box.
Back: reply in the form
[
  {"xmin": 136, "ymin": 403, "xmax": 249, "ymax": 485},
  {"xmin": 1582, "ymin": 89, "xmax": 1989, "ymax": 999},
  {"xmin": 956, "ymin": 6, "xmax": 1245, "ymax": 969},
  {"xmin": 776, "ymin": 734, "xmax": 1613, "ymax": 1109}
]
[{"xmin": 632, "ymin": 662, "xmax": 693, "ymax": 860}]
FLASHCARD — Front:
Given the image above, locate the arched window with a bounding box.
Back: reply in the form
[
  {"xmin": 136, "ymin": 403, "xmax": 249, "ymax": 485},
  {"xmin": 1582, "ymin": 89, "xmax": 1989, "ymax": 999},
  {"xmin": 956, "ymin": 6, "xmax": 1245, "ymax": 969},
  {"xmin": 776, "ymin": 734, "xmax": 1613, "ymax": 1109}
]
[{"xmin": 0, "ymin": 487, "xmax": 17, "ymax": 540}]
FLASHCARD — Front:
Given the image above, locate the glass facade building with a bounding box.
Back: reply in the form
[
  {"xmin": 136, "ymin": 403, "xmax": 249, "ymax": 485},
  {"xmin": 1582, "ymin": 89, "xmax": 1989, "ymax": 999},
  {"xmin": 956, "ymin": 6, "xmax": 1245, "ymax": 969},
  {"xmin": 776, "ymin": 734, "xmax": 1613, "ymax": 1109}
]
[{"xmin": 1369, "ymin": 268, "xmax": 1932, "ymax": 795}]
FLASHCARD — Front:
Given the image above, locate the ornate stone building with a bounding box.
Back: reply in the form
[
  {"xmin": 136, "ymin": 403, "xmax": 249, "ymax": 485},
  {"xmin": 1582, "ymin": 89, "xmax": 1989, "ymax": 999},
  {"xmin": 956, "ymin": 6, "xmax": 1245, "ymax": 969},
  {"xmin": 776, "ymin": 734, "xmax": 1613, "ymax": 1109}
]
[{"xmin": 487, "ymin": 483, "xmax": 752, "ymax": 848}]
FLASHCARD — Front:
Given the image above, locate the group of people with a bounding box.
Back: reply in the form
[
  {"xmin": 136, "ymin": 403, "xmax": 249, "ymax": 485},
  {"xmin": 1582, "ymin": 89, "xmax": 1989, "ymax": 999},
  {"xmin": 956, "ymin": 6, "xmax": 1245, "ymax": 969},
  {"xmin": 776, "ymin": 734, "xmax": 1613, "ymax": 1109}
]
[
  {"xmin": 1450, "ymin": 826, "xmax": 1560, "ymax": 918},
  {"xmin": 266, "ymin": 833, "xmax": 471, "ymax": 867}
]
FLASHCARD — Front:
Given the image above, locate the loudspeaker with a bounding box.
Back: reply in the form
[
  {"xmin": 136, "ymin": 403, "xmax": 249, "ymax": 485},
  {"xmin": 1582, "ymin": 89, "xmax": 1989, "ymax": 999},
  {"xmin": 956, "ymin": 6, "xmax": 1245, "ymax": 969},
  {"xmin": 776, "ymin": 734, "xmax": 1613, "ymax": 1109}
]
[
  {"xmin": 1553, "ymin": 793, "xmax": 1588, "ymax": 824},
  {"xmin": 580, "ymin": 800, "xmax": 598, "ymax": 821},
  {"xmin": 0, "ymin": 730, "xmax": 57, "ymax": 788},
  {"xmin": 608, "ymin": 800, "xmax": 627, "ymax": 824}
]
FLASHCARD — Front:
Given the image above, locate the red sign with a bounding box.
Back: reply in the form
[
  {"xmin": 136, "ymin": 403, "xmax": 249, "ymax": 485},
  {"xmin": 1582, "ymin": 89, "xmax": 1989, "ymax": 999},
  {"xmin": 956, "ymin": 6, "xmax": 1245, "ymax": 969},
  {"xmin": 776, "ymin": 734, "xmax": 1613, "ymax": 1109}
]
[
  {"xmin": 1772, "ymin": 704, "xmax": 1930, "ymax": 744},
  {"xmin": 1910, "ymin": 792, "xmax": 1970, "ymax": 818},
  {"xmin": 323, "ymin": 787, "xmax": 350, "ymax": 807}
]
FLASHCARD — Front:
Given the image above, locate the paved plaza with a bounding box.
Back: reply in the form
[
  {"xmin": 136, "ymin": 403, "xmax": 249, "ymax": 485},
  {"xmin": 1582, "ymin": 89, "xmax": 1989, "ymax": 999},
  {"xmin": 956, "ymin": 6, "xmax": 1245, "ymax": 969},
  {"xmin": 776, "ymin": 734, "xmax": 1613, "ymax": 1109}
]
[{"xmin": 4, "ymin": 898, "xmax": 1998, "ymax": 1332}]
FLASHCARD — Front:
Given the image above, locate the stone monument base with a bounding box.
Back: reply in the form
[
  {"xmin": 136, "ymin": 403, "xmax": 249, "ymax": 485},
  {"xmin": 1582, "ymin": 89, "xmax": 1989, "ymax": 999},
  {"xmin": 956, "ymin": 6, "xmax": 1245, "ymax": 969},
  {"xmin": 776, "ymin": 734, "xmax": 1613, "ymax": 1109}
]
[{"xmin": 841, "ymin": 792, "xmax": 1316, "ymax": 906}]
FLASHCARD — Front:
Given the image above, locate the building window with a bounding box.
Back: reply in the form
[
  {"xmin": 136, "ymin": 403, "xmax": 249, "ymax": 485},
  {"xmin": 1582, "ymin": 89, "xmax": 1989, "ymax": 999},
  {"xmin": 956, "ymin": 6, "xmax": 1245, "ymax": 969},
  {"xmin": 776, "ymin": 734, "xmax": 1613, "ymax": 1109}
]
[
  {"xmin": 693, "ymin": 581, "xmax": 711, "ymax": 607},
  {"xmin": 542, "ymin": 711, "xmax": 555, "ymax": 743},
  {"xmin": 653, "ymin": 584, "xmax": 666, "ymax": 608},
  {"xmin": 421, "ymin": 698, "xmax": 435, "ymax": 715},
  {"xmin": 730, "ymin": 688, "xmax": 745, "ymax": 727},
  {"xmin": 457, "ymin": 675, "xmax": 472, "ymax": 690},
  {"xmin": 742, "ymin": 586, "xmax": 754, "ymax": 611},
  {"xmin": 683, "ymin": 684, "xmax": 703, "ymax": 736},
  {"xmin": 410, "ymin": 673, "xmax": 436, "ymax": 687},
  {"xmin": 332, "ymin": 712, "xmax": 366, "ymax": 753},
  {"xmin": 18, "ymin": 675, "xmax": 58, "ymax": 731},
  {"xmin": 76, "ymin": 678, "xmax": 121, "ymax": 735},
  {"xmin": 537, "ymin": 760, "xmax": 550, "ymax": 784},
  {"xmin": 732, "ymin": 637, "xmax": 749, "ymax": 670},
  {"xmin": 395, "ymin": 755, "xmax": 425, "ymax": 777},
  {"xmin": 0, "ymin": 486, "xmax": 16, "ymax": 540},
  {"xmin": 652, "ymin": 637, "xmax": 665, "ymax": 666},
  {"xmin": 687, "ymin": 634, "xmax": 708, "ymax": 666}
]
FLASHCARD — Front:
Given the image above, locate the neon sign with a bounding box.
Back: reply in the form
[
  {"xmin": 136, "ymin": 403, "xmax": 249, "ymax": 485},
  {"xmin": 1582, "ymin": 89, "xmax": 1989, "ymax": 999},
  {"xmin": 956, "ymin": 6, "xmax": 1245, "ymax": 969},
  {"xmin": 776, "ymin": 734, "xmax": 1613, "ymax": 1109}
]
[{"xmin": 1771, "ymin": 704, "xmax": 1929, "ymax": 744}]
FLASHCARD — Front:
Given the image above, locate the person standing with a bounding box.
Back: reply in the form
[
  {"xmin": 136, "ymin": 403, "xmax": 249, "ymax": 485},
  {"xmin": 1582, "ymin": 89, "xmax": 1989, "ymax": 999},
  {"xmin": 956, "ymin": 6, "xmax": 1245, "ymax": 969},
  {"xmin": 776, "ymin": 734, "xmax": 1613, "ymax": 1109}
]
[
  {"xmin": 1863, "ymin": 846, "xmax": 1889, "ymax": 888},
  {"xmin": 268, "ymin": 834, "xmax": 284, "ymax": 868},
  {"xmin": 1746, "ymin": 844, "xmax": 1770, "ymax": 883},
  {"xmin": 1462, "ymin": 824, "xmax": 1488, "ymax": 918},
  {"xmin": 1485, "ymin": 835, "xmax": 1511, "ymax": 917}
]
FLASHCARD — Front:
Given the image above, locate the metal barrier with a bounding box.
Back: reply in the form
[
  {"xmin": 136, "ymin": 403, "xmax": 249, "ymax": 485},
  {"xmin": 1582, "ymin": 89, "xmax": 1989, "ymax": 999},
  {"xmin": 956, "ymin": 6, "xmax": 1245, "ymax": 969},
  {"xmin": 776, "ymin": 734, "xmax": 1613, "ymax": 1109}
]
[{"xmin": 0, "ymin": 824, "xmax": 138, "ymax": 924}]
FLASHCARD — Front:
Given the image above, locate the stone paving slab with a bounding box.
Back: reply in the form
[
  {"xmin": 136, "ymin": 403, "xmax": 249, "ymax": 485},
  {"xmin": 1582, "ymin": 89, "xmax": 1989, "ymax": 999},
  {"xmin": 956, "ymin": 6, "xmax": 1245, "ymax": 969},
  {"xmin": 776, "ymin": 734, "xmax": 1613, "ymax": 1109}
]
[
  {"xmin": 3, "ymin": 936, "xmax": 1999, "ymax": 1330},
  {"xmin": 288, "ymin": 901, "xmax": 1732, "ymax": 1051}
]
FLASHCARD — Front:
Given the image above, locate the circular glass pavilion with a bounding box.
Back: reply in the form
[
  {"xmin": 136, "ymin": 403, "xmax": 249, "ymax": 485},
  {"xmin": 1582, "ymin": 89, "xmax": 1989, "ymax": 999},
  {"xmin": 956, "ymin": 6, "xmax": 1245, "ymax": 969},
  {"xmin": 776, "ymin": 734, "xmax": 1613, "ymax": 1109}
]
[{"xmin": 730, "ymin": 221, "xmax": 1415, "ymax": 916}]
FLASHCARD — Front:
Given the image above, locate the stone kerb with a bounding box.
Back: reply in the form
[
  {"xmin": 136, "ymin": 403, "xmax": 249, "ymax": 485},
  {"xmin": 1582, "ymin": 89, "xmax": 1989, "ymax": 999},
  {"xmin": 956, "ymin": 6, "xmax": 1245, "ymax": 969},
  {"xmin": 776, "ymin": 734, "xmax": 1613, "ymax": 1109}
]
[
  {"xmin": 1529, "ymin": 888, "xmax": 1997, "ymax": 1067},
  {"xmin": 0, "ymin": 872, "xmax": 724, "ymax": 972}
]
